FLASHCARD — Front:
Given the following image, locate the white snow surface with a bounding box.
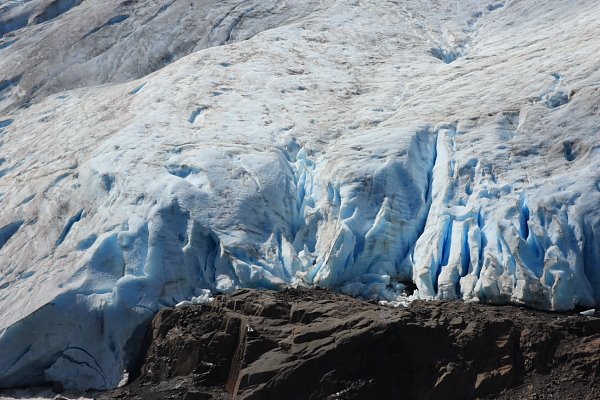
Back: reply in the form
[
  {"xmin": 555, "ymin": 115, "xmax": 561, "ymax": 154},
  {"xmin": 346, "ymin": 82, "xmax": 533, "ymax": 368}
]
[{"xmin": 1, "ymin": 0, "xmax": 600, "ymax": 391}]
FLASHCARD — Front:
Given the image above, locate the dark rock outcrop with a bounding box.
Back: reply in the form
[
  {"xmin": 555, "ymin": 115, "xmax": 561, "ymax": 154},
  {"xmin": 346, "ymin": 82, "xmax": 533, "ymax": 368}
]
[{"xmin": 100, "ymin": 288, "xmax": 600, "ymax": 400}]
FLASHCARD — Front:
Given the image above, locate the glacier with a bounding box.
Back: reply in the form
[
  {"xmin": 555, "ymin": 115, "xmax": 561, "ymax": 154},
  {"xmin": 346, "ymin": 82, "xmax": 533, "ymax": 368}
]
[{"xmin": 1, "ymin": 0, "xmax": 600, "ymax": 391}]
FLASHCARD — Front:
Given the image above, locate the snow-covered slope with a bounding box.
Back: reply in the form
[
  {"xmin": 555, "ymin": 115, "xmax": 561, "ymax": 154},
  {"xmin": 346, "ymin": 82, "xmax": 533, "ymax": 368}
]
[
  {"xmin": 0, "ymin": 0, "xmax": 322, "ymax": 113},
  {"xmin": 1, "ymin": 0, "xmax": 599, "ymax": 391}
]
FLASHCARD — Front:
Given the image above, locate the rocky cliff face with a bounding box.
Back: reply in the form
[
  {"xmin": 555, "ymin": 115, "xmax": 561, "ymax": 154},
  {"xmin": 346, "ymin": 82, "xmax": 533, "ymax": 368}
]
[{"xmin": 100, "ymin": 289, "xmax": 600, "ymax": 400}]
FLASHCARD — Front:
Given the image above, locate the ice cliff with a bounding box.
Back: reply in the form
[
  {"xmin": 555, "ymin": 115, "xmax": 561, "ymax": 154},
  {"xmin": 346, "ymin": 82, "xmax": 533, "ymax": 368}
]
[{"xmin": 0, "ymin": 0, "xmax": 599, "ymax": 391}]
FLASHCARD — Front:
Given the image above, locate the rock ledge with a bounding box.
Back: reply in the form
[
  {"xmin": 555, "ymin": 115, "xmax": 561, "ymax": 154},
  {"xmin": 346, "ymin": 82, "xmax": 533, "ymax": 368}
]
[{"xmin": 101, "ymin": 289, "xmax": 600, "ymax": 400}]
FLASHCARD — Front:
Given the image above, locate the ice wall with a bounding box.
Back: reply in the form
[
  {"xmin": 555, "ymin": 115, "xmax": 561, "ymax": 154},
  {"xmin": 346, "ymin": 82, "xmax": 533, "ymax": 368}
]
[
  {"xmin": 1, "ymin": 0, "xmax": 600, "ymax": 391},
  {"xmin": 405, "ymin": 116, "xmax": 600, "ymax": 311},
  {"xmin": 0, "ymin": 126, "xmax": 439, "ymax": 389}
]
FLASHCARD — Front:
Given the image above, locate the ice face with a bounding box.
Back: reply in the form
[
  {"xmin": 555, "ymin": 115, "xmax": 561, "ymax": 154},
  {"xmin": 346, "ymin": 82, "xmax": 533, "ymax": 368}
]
[{"xmin": 1, "ymin": 0, "xmax": 600, "ymax": 391}]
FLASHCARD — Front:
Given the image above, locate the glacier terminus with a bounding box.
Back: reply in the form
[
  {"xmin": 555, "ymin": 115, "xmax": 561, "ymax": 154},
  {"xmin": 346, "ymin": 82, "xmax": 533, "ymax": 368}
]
[{"xmin": 0, "ymin": 0, "xmax": 599, "ymax": 391}]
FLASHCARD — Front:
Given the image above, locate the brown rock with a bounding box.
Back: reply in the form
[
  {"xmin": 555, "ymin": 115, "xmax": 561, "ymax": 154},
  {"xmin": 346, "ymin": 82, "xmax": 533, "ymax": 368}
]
[{"xmin": 99, "ymin": 289, "xmax": 600, "ymax": 400}]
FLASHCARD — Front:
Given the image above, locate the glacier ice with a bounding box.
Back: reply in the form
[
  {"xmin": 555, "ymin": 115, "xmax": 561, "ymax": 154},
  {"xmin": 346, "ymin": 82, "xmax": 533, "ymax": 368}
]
[{"xmin": 1, "ymin": 0, "xmax": 600, "ymax": 391}]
